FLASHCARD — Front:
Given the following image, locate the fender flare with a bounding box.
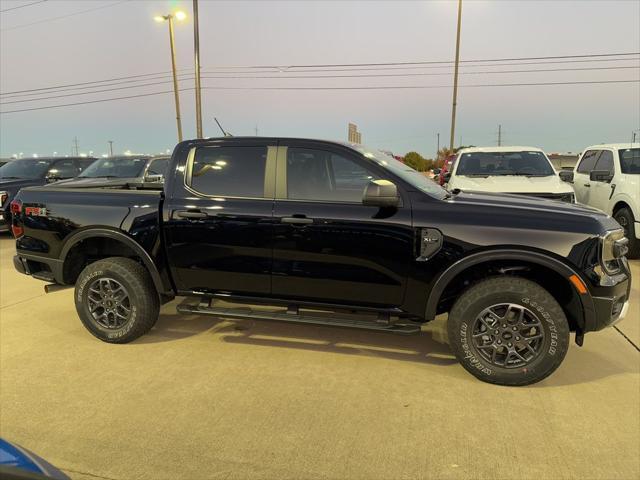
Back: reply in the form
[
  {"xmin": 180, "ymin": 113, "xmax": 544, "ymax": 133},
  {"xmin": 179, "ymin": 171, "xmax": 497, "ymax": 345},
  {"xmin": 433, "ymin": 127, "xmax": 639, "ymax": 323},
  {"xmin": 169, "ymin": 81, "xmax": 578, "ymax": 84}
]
[
  {"xmin": 425, "ymin": 249, "xmax": 596, "ymax": 331},
  {"xmin": 59, "ymin": 228, "xmax": 169, "ymax": 296}
]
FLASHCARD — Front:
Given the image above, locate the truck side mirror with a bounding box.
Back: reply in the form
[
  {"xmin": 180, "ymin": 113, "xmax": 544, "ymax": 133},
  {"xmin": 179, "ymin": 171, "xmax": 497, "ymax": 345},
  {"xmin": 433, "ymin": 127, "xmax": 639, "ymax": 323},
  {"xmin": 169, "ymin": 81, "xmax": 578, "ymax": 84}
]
[
  {"xmin": 559, "ymin": 170, "xmax": 574, "ymax": 183},
  {"xmin": 443, "ymin": 172, "xmax": 451, "ymax": 182},
  {"xmin": 363, "ymin": 180, "xmax": 400, "ymax": 208},
  {"xmin": 590, "ymin": 170, "xmax": 613, "ymax": 183}
]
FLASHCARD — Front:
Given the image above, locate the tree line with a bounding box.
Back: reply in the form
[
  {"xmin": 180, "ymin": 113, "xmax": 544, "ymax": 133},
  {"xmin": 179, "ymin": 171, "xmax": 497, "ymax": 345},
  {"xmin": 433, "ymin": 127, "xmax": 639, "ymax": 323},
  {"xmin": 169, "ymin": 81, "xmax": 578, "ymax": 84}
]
[{"xmin": 402, "ymin": 146, "xmax": 474, "ymax": 172}]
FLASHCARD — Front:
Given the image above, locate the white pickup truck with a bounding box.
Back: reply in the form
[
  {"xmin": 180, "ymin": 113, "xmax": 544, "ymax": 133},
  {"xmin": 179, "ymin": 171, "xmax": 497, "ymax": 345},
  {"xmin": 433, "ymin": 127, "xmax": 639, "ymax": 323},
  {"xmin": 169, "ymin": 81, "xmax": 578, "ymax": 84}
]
[
  {"xmin": 571, "ymin": 143, "xmax": 639, "ymax": 257},
  {"xmin": 444, "ymin": 146, "xmax": 575, "ymax": 202}
]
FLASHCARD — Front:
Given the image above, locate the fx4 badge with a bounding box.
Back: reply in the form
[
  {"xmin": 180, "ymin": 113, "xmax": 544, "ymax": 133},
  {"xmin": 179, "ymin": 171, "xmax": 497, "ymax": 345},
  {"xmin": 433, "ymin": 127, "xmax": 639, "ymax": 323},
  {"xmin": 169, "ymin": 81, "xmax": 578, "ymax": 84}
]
[
  {"xmin": 416, "ymin": 228, "xmax": 442, "ymax": 261},
  {"xmin": 24, "ymin": 206, "xmax": 48, "ymax": 217}
]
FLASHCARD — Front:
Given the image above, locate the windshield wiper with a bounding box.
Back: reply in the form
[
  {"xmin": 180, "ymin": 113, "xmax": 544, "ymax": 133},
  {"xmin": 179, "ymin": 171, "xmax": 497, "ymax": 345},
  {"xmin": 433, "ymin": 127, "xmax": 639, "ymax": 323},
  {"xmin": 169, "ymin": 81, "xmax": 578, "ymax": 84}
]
[
  {"xmin": 0, "ymin": 176, "xmax": 24, "ymax": 179},
  {"xmin": 503, "ymin": 172, "xmax": 553, "ymax": 177},
  {"xmin": 81, "ymin": 175, "xmax": 121, "ymax": 179}
]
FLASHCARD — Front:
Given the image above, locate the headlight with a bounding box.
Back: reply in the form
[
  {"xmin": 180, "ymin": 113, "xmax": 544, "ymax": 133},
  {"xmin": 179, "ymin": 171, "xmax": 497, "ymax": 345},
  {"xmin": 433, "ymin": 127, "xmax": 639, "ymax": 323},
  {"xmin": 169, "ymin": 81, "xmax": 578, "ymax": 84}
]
[{"xmin": 601, "ymin": 229, "xmax": 628, "ymax": 274}]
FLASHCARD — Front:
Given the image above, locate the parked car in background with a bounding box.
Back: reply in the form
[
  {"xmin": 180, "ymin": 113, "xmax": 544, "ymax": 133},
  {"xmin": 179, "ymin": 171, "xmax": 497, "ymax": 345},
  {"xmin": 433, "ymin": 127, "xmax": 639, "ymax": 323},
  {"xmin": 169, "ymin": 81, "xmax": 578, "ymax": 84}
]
[
  {"xmin": 569, "ymin": 143, "xmax": 639, "ymax": 257},
  {"xmin": 10, "ymin": 137, "xmax": 631, "ymax": 386},
  {"xmin": 438, "ymin": 154, "xmax": 456, "ymax": 185},
  {"xmin": 0, "ymin": 158, "xmax": 14, "ymax": 168},
  {"xmin": 444, "ymin": 146, "xmax": 575, "ymax": 202},
  {"xmin": 0, "ymin": 156, "xmax": 96, "ymax": 232},
  {"xmin": 54, "ymin": 155, "xmax": 170, "ymax": 187}
]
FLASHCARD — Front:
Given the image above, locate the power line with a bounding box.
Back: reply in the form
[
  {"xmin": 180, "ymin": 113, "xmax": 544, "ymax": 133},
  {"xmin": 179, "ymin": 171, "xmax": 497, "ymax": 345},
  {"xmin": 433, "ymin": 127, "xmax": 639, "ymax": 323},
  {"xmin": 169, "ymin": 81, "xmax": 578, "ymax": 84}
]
[
  {"xmin": 205, "ymin": 52, "xmax": 640, "ymax": 70},
  {"xmin": 199, "ymin": 79, "xmax": 639, "ymax": 91},
  {"xmin": 0, "ymin": 0, "xmax": 47, "ymax": 13},
  {"xmin": 0, "ymin": 78, "xmax": 195, "ymax": 105},
  {"xmin": 2, "ymin": 79, "xmax": 638, "ymax": 115},
  {"xmin": 4, "ymin": 65, "xmax": 637, "ymax": 103},
  {"xmin": 0, "ymin": 0, "xmax": 128, "ymax": 32},
  {"xmin": 4, "ymin": 65, "xmax": 638, "ymax": 105},
  {"xmin": 2, "ymin": 52, "xmax": 638, "ymax": 96}
]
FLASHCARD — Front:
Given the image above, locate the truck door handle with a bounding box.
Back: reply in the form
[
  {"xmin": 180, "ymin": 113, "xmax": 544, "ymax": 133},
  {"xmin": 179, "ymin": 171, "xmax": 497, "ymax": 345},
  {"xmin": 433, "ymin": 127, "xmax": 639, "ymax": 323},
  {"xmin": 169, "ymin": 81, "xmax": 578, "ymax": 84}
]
[
  {"xmin": 281, "ymin": 216, "xmax": 313, "ymax": 225},
  {"xmin": 175, "ymin": 210, "xmax": 208, "ymax": 219},
  {"xmin": 584, "ymin": 183, "xmax": 590, "ymax": 187}
]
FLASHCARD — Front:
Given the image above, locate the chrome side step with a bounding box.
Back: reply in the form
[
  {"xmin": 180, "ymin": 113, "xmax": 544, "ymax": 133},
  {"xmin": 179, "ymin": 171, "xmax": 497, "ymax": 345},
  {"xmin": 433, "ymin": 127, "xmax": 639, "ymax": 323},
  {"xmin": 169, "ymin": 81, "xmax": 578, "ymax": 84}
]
[{"xmin": 176, "ymin": 299, "xmax": 421, "ymax": 335}]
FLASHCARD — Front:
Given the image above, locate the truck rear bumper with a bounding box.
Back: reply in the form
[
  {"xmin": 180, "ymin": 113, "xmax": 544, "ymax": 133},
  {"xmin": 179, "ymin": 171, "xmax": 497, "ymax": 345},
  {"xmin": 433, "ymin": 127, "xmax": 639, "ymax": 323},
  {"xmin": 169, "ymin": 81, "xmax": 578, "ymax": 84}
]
[{"xmin": 13, "ymin": 253, "xmax": 63, "ymax": 283}]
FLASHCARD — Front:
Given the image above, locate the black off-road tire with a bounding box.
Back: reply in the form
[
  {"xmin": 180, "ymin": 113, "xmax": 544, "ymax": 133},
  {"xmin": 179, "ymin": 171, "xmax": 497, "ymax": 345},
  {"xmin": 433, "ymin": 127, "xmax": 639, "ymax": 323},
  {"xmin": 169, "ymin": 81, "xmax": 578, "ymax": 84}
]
[
  {"xmin": 74, "ymin": 257, "xmax": 160, "ymax": 343},
  {"xmin": 447, "ymin": 276, "xmax": 570, "ymax": 386},
  {"xmin": 614, "ymin": 207, "xmax": 640, "ymax": 259}
]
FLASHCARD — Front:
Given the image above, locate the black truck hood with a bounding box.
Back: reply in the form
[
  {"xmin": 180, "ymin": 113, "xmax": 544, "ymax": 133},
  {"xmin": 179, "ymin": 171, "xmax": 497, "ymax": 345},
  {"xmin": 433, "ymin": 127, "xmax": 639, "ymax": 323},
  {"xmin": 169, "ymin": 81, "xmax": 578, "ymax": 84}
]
[
  {"xmin": 0, "ymin": 178, "xmax": 44, "ymax": 191},
  {"xmin": 448, "ymin": 191, "xmax": 605, "ymax": 219}
]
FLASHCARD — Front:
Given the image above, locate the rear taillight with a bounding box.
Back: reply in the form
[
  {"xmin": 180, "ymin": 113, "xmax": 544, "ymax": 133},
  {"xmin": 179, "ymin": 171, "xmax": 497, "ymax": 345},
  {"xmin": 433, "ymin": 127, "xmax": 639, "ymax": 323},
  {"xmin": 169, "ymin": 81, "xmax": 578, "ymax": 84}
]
[{"xmin": 10, "ymin": 200, "xmax": 23, "ymax": 238}]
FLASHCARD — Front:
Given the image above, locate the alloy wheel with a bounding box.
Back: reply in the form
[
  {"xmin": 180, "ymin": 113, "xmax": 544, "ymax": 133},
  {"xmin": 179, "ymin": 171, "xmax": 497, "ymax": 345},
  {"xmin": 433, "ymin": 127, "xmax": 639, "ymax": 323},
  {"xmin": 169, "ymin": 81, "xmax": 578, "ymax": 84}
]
[{"xmin": 87, "ymin": 277, "xmax": 132, "ymax": 329}]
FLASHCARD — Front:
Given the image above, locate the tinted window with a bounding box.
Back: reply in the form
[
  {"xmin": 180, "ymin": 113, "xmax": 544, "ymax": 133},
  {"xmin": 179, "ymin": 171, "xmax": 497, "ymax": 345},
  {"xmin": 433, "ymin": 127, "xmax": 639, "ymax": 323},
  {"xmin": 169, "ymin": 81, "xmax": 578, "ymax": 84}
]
[
  {"xmin": 79, "ymin": 157, "xmax": 149, "ymax": 178},
  {"xmin": 147, "ymin": 158, "xmax": 169, "ymax": 176},
  {"xmin": 0, "ymin": 159, "xmax": 54, "ymax": 179},
  {"xmin": 77, "ymin": 158, "xmax": 97, "ymax": 172},
  {"xmin": 594, "ymin": 150, "xmax": 614, "ymax": 174},
  {"xmin": 456, "ymin": 151, "xmax": 554, "ymax": 176},
  {"xmin": 619, "ymin": 148, "xmax": 640, "ymax": 174},
  {"xmin": 577, "ymin": 150, "xmax": 599, "ymax": 173},
  {"xmin": 190, "ymin": 146, "xmax": 267, "ymax": 197},
  {"xmin": 50, "ymin": 159, "xmax": 78, "ymax": 178},
  {"xmin": 287, "ymin": 148, "xmax": 378, "ymax": 202}
]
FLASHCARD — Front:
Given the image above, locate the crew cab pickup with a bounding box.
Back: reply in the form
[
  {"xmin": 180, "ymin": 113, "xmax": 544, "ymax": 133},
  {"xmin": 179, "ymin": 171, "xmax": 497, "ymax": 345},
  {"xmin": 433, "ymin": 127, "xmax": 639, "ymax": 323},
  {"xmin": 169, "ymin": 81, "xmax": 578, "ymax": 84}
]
[
  {"xmin": 570, "ymin": 144, "xmax": 640, "ymax": 258},
  {"xmin": 11, "ymin": 137, "xmax": 632, "ymax": 386}
]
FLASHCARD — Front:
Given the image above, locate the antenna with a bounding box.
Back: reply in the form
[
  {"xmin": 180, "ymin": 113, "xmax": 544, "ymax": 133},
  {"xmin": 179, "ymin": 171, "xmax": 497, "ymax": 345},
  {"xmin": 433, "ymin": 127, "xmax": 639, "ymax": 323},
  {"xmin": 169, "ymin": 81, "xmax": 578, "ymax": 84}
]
[{"xmin": 214, "ymin": 117, "xmax": 231, "ymax": 137}]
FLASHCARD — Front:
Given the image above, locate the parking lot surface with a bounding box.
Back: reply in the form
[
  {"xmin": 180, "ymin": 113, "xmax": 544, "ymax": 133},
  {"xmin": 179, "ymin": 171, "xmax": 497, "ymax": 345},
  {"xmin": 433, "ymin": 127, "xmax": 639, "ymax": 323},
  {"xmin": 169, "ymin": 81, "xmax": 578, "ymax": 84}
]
[{"xmin": 0, "ymin": 235, "xmax": 638, "ymax": 480}]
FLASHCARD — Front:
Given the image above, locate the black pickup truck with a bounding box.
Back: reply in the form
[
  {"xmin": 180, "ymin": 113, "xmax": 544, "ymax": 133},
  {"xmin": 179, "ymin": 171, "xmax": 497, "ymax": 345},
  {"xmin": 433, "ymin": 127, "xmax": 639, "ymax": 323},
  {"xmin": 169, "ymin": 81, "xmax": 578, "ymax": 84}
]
[{"xmin": 10, "ymin": 137, "xmax": 631, "ymax": 386}]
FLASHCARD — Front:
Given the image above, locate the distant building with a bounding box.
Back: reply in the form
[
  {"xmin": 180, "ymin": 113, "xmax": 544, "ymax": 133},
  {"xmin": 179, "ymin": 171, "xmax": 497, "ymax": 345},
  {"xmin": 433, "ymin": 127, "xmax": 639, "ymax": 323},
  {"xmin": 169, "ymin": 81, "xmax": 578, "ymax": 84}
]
[
  {"xmin": 348, "ymin": 123, "xmax": 362, "ymax": 144},
  {"xmin": 548, "ymin": 152, "xmax": 579, "ymax": 170}
]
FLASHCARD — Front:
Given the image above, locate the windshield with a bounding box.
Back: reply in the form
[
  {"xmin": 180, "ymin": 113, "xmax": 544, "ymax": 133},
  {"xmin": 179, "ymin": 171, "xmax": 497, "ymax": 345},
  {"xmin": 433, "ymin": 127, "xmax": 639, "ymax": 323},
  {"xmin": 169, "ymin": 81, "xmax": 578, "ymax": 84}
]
[
  {"xmin": 456, "ymin": 151, "xmax": 555, "ymax": 177},
  {"xmin": 619, "ymin": 148, "xmax": 640, "ymax": 174},
  {"xmin": 353, "ymin": 145, "xmax": 448, "ymax": 198},
  {"xmin": 79, "ymin": 157, "xmax": 148, "ymax": 178},
  {"xmin": 0, "ymin": 158, "xmax": 53, "ymax": 179}
]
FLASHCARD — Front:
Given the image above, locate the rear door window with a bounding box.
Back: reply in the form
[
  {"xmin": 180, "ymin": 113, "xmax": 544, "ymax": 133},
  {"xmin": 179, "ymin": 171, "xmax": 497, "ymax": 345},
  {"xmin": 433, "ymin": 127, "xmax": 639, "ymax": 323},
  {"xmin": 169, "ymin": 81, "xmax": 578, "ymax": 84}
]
[
  {"xmin": 189, "ymin": 146, "xmax": 267, "ymax": 198},
  {"xmin": 51, "ymin": 159, "xmax": 79, "ymax": 179},
  {"xmin": 147, "ymin": 158, "xmax": 169, "ymax": 177}
]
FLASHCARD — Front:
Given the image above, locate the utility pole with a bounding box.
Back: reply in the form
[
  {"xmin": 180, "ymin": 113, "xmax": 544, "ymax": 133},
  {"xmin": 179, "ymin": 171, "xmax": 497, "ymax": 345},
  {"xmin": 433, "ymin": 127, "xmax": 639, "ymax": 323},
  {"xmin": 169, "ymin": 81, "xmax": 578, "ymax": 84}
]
[
  {"xmin": 168, "ymin": 16, "xmax": 183, "ymax": 142},
  {"xmin": 255, "ymin": 125, "xmax": 258, "ymax": 136},
  {"xmin": 193, "ymin": 0, "xmax": 203, "ymax": 138},
  {"xmin": 449, "ymin": 0, "xmax": 463, "ymax": 150},
  {"xmin": 73, "ymin": 137, "xmax": 79, "ymax": 156},
  {"xmin": 498, "ymin": 124, "xmax": 502, "ymax": 146},
  {"xmin": 108, "ymin": 140, "xmax": 114, "ymax": 157},
  {"xmin": 437, "ymin": 132, "xmax": 440, "ymax": 159}
]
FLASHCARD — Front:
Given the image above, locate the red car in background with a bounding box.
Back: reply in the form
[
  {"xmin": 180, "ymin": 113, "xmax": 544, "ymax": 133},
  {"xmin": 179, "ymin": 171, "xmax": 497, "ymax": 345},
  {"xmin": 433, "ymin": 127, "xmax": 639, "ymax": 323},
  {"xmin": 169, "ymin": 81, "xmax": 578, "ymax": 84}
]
[{"xmin": 438, "ymin": 153, "xmax": 457, "ymax": 185}]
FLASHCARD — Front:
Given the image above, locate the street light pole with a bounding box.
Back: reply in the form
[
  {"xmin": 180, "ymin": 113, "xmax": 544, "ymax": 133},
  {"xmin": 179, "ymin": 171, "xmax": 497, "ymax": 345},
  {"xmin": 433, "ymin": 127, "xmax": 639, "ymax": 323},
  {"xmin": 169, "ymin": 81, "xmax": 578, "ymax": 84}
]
[
  {"xmin": 155, "ymin": 12, "xmax": 186, "ymax": 142},
  {"xmin": 193, "ymin": 0, "xmax": 203, "ymax": 138},
  {"xmin": 449, "ymin": 0, "xmax": 462, "ymax": 151},
  {"xmin": 108, "ymin": 140, "xmax": 114, "ymax": 157},
  {"xmin": 167, "ymin": 16, "xmax": 183, "ymax": 142}
]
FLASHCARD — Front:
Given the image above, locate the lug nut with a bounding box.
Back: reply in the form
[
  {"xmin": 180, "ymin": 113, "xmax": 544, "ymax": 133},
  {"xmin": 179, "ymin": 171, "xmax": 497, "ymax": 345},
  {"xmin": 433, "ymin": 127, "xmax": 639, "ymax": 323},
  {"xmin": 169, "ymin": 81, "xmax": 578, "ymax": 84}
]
[
  {"xmin": 516, "ymin": 336, "xmax": 520, "ymax": 341},
  {"xmin": 497, "ymin": 340, "xmax": 502, "ymax": 344},
  {"xmin": 508, "ymin": 342, "xmax": 512, "ymax": 347}
]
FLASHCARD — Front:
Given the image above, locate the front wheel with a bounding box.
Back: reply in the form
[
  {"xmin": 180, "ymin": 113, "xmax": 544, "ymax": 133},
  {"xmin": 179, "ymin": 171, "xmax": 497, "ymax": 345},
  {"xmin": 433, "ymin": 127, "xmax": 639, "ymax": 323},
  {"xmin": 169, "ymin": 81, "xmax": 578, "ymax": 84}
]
[
  {"xmin": 447, "ymin": 277, "xmax": 570, "ymax": 386},
  {"xmin": 614, "ymin": 207, "xmax": 640, "ymax": 259},
  {"xmin": 74, "ymin": 257, "xmax": 160, "ymax": 343}
]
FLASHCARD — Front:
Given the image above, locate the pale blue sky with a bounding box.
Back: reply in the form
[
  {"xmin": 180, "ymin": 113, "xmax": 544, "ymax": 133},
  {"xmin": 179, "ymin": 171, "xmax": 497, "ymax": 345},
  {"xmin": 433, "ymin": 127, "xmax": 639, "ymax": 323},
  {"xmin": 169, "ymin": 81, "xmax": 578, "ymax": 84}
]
[{"xmin": 1, "ymin": 0, "xmax": 639, "ymax": 158}]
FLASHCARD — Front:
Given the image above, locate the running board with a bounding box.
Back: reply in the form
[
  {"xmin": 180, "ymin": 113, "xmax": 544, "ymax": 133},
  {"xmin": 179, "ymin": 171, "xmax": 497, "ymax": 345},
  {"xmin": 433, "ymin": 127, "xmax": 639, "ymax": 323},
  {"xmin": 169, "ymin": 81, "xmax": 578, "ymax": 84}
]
[{"xmin": 177, "ymin": 299, "xmax": 421, "ymax": 335}]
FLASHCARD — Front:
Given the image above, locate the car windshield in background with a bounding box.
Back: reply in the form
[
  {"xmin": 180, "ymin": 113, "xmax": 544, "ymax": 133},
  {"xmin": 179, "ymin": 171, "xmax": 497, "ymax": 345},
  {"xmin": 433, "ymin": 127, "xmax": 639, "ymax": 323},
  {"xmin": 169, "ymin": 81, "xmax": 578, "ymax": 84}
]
[
  {"xmin": 619, "ymin": 148, "xmax": 640, "ymax": 174},
  {"xmin": 354, "ymin": 145, "xmax": 448, "ymax": 199},
  {"xmin": 456, "ymin": 151, "xmax": 555, "ymax": 177},
  {"xmin": 79, "ymin": 157, "xmax": 148, "ymax": 178},
  {"xmin": 0, "ymin": 159, "xmax": 53, "ymax": 179}
]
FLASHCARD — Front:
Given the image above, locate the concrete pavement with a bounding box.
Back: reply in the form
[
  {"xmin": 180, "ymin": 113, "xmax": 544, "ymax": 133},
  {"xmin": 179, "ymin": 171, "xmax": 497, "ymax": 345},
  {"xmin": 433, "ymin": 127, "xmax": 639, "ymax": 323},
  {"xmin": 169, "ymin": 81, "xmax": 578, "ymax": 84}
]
[{"xmin": 1, "ymin": 235, "xmax": 638, "ymax": 480}]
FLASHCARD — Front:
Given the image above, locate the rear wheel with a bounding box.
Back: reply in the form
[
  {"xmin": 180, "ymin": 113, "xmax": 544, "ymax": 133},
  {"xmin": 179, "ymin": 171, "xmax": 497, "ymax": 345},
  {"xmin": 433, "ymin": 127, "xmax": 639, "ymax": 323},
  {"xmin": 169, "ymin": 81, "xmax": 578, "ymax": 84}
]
[
  {"xmin": 75, "ymin": 257, "xmax": 159, "ymax": 343},
  {"xmin": 447, "ymin": 277, "xmax": 570, "ymax": 386},
  {"xmin": 614, "ymin": 207, "xmax": 640, "ymax": 259}
]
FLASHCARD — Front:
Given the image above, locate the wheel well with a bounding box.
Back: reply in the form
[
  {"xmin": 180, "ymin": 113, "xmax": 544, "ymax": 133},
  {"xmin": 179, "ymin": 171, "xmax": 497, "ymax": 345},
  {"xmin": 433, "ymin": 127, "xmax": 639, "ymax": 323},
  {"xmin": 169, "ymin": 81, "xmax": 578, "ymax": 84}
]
[
  {"xmin": 612, "ymin": 201, "xmax": 630, "ymax": 215},
  {"xmin": 62, "ymin": 237, "xmax": 145, "ymax": 285},
  {"xmin": 436, "ymin": 260, "xmax": 583, "ymax": 332}
]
